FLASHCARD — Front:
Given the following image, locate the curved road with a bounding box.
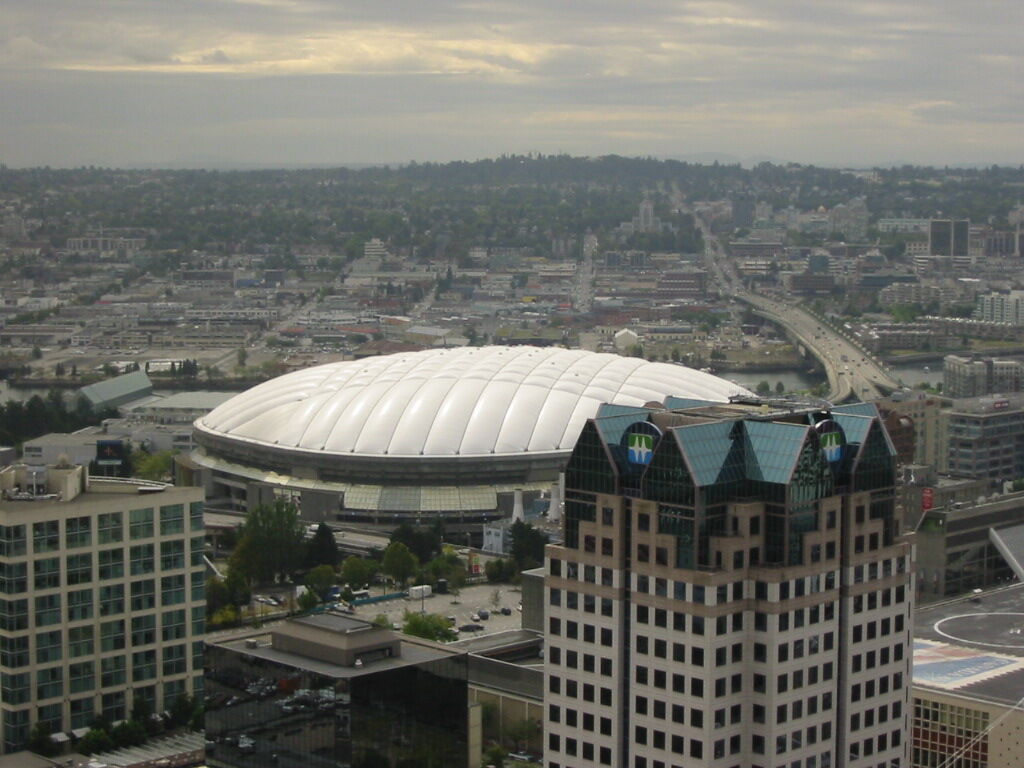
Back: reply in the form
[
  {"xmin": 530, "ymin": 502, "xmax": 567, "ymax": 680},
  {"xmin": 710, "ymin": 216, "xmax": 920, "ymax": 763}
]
[{"xmin": 696, "ymin": 219, "xmax": 899, "ymax": 402}]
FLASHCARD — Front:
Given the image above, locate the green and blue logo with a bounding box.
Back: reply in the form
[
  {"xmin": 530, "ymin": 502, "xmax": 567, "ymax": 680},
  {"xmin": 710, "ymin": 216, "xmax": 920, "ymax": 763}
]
[{"xmin": 628, "ymin": 432, "xmax": 654, "ymax": 465}]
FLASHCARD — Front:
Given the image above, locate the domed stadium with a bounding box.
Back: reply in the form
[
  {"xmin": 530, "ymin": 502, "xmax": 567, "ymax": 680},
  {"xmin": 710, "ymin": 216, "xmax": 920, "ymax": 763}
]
[{"xmin": 189, "ymin": 346, "xmax": 748, "ymax": 530}]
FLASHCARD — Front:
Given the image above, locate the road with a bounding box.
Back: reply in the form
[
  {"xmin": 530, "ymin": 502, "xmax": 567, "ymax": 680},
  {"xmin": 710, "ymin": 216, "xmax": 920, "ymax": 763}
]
[
  {"xmin": 696, "ymin": 217, "xmax": 900, "ymax": 402},
  {"xmin": 573, "ymin": 249, "xmax": 594, "ymax": 312}
]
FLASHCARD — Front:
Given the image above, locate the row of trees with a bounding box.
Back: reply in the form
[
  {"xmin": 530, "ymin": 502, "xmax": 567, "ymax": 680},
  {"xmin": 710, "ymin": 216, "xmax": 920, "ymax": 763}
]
[
  {"xmin": 28, "ymin": 694, "xmax": 201, "ymax": 757},
  {"xmin": 0, "ymin": 390, "xmax": 115, "ymax": 446},
  {"xmin": 206, "ymin": 503, "xmax": 550, "ymax": 639},
  {"xmin": 205, "ymin": 503, "xmax": 465, "ymax": 624}
]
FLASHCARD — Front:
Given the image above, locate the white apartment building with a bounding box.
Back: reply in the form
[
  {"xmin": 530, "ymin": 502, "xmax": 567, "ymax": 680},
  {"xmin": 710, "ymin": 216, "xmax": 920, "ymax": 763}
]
[
  {"xmin": 977, "ymin": 290, "xmax": 1024, "ymax": 326},
  {"xmin": 544, "ymin": 399, "xmax": 913, "ymax": 768}
]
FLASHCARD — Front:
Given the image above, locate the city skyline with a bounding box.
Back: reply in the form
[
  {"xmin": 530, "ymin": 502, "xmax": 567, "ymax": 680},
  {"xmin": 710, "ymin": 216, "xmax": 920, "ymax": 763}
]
[{"xmin": 2, "ymin": 0, "xmax": 1023, "ymax": 168}]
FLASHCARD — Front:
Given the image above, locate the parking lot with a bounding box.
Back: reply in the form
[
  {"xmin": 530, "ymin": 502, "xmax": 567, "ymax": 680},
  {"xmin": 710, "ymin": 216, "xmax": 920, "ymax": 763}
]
[{"xmin": 347, "ymin": 582, "xmax": 527, "ymax": 637}]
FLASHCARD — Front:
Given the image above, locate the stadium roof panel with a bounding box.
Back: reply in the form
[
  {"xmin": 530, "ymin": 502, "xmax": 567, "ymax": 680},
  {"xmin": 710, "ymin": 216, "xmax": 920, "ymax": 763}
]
[{"xmin": 197, "ymin": 346, "xmax": 748, "ymax": 460}]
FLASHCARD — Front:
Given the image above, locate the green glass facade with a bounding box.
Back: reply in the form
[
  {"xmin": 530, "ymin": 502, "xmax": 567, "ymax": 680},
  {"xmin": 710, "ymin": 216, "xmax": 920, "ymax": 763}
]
[{"xmin": 564, "ymin": 401, "xmax": 898, "ymax": 570}]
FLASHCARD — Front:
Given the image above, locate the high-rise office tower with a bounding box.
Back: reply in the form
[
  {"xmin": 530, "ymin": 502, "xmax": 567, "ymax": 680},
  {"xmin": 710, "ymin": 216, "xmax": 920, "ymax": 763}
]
[
  {"xmin": 544, "ymin": 398, "xmax": 912, "ymax": 768},
  {"xmin": 0, "ymin": 463, "xmax": 205, "ymax": 753}
]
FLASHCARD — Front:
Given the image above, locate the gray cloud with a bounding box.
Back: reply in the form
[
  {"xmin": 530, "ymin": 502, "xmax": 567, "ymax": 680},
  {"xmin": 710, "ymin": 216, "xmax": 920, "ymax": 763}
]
[{"xmin": 0, "ymin": 0, "xmax": 1021, "ymax": 166}]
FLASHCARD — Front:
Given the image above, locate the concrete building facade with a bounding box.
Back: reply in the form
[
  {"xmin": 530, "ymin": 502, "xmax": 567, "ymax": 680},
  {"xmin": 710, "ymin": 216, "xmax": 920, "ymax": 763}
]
[
  {"xmin": 543, "ymin": 399, "xmax": 913, "ymax": 768},
  {"xmin": 0, "ymin": 464, "xmax": 205, "ymax": 753},
  {"xmin": 940, "ymin": 394, "xmax": 1024, "ymax": 481}
]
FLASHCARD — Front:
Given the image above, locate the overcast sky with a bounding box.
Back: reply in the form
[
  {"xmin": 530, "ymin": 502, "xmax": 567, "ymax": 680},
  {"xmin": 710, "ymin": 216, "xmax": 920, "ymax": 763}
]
[{"xmin": 2, "ymin": 0, "xmax": 1022, "ymax": 168}]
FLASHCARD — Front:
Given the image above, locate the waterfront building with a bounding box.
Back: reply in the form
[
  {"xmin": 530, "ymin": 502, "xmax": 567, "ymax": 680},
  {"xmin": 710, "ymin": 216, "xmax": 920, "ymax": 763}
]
[
  {"xmin": 944, "ymin": 355, "xmax": 1024, "ymax": 399},
  {"xmin": 976, "ymin": 290, "xmax": 1024, "ymax": 326}
]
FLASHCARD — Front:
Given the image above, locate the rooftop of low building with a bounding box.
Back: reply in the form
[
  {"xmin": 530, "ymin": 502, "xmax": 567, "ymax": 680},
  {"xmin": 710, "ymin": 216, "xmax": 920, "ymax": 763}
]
[{"xmin": 913, "ymin": 582, "xmax": 1024, "ymax": 707}]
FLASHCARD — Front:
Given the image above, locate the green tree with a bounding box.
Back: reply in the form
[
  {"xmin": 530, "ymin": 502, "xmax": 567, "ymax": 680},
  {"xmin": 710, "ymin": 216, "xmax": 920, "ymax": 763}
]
[
  {"xmin": 775, "ymin": 381, "xmax": 786, "ymax": 395},
  {"xmin": 505, "ymin": 718, "xmax": 541, "ymax": 753},
  {"xmin": 111, "ymin": 720, "xmax": 147, "ymax": 748},
  {"xmin": 132, "ymin": 695, "xmax": 161, "ymax": 736},
  {"xmin": 305, "ymin": 522, "xmax": 339, "ymax": 568},
  {"xmin": 305, "ymin": 564, "xmax": 337, "ymax": 600},
  {"xmin": 236, "ymin": 348, "xmax": 248, "ymax": 368},
  {"xmin": 484, "ymin": 745, "xmax": 507, "ymax": 768},
  {"xmin": 210, "ymin": 605, "xmax": 240, "ymax": 628},
  {"xmin": 756, "ymin": 380, "xmax": 771, "ymax": 396},
  {"xmin": 424, "ymin": 552, "xmax": 466, "ymax": 592},
  {"xmin": 205, "ymin": 576, "xmax": 230, "ymax": 615},
  {"xmin": 402, "ymin": 611, "xmax": 457, "ymax": 642},
  {"xmin": 390, "ymin": 522, "xmax": 441, "ymax": 562},
  {"xmin": 510, "ymin": 520, "xmax": 546, "ymax": 571},
  {"xmin": 27, "ymin": 722, "xmax": 58, "ymax": 756},
  {"xmin": 131, "ymin": 449, "xmax": 174, "ymax": 481},
  {"xmin": 77, "ymin": 728, "xmax": 115, "ymax": 755},
  {"xmin": 224, "ymin": 566, "xmax": 250, "ymax": 606},
  {"xmin": 31, "ymin": 346, "xmax": 42, "ymax": 360},
  {"xmin": 382, "ymin": 541, "xmax": 418, "ymax": 587},
  {"xmin": 297, "ymin": 590, "xmax": 320, "ymax": 612},
  {"xmin": 340, "ymin": 555, "xmax": 378, "ymax": 592},
  {"xmin": 229, "ymin": 500, "xmax": 305, "ymax": 584},
  {"xmin": 485, "ymin": 558, "xmax": 516, "ymax": 583},
  {"xmin": 168, "ymin": 694, "xmax": 196, "ymax": 728},
  {"xmin": 890, "ymin": 303, "xmax": 922, "ymax": 323}
]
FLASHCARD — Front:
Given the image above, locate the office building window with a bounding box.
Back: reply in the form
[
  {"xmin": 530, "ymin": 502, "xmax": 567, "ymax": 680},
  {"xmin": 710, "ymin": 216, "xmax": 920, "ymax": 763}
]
[
  {"xmin": 35, "ymin": 594, "xmax": 61, "ymax": 626},
  {"xmin": 160, "ymin": 505, "xmax": 185, "ymax": 536},
  {"xmin": 132, "ymin": 614, "xmax": 156, "ymax": 646},
  {"xmin": 101, "ymin": 619, "xmax": 126, "ymax": 651},
  {"xmin": 98, "ymin": 512, "xmax": 124, "ymax": 543},
  {"xmin": 130, "ymin": 508, "xmax": 154, "ymax": 539},
  {"xmin": 99, "ymin": 584, "xmax": 124, "ymax": 616},
  {"xmin": 132, "ymin": 650, "xmax": 157, "ymax": 681},
  {"xmin": 69, "ymin": 661, "xmax": 94, "ymax": 694},
  {"xmin": 130, "ymin": 544, "xmax": 155, "ymax": 575},
  {"xmin": 36, "ymin": 630, "xmax": 62, "ymax": 664},
  {"xmin": 131, "ymin": 579, "xmax": 156, "ymax": 611},
  {"xmin": 161, "ymin": 574, "xmax": 185, "ymax": 605},
  {"xmin": 162, "ymin": 644, "xmax": 187, "ymax": 675},
  {"xmin": 66, "ymin": 553, "xmax": 92, "ymax": 585},
  {"xmin": 34, "ymin": 557, "xmax": 60, "ymax": 590},
  {"xmin": 66, "ymin": 516, "xmax": 91, "ymax": 548},
  {"xmin": 0, "ymin": 524, "xmax": 26, "ymax": 557},
  {"xmin": 0, "ymin": 562, "xmax": 27, "ymax": 594},
  {"xmin": 36, "ymin": 667, "xmax": 62, "ymax": 700},
  {"xmin": 69, "ymin": 626, "xmax": 94, "ymax": 658},
  {"xmin": 99, "ymin": 548, "xmax": 124, "ymax": 580},
  {"xmin": 32, "ymin": 520, "xmax": 59, "ymax": 553}
]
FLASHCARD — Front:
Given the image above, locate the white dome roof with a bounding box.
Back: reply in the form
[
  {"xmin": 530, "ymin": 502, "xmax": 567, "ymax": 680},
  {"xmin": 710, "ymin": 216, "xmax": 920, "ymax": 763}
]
[{"xmin": 197, "ymin": 346, "xmax": 747, "ymax": 459}]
